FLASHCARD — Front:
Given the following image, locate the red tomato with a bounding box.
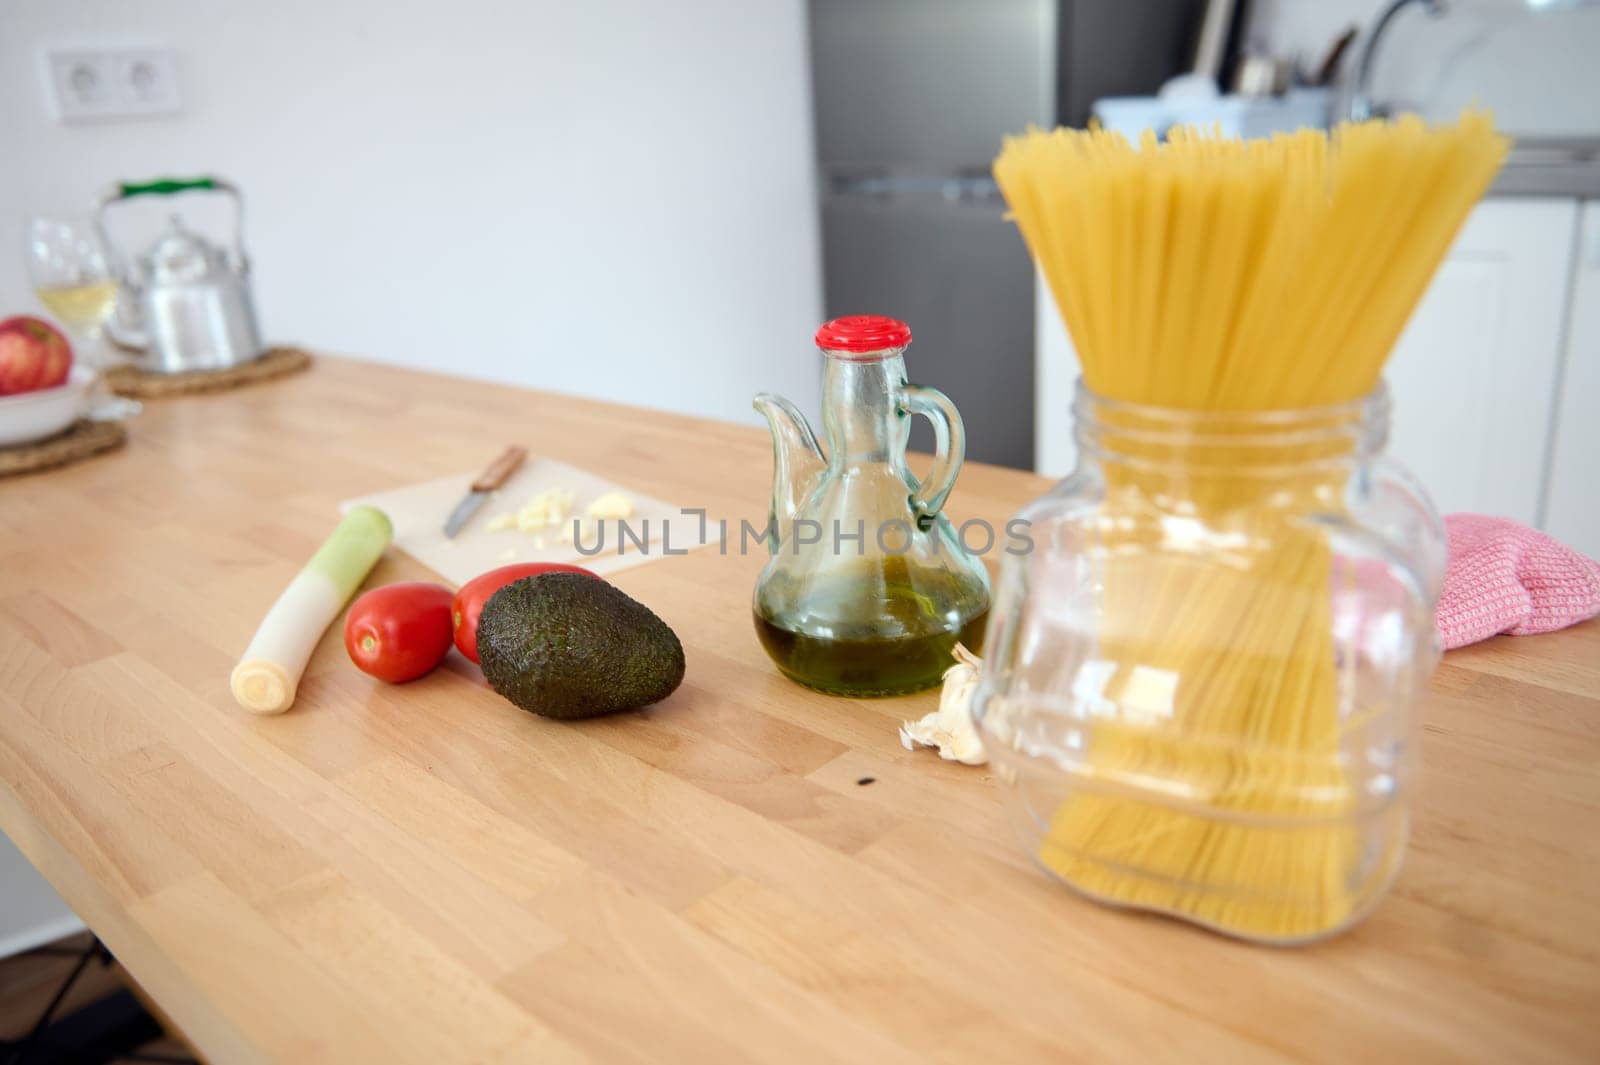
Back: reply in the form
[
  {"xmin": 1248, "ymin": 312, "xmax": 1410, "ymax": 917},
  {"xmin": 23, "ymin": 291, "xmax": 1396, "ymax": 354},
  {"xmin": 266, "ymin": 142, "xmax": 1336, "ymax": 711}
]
[
  {"xmin": 345, "ymin": 582, "xmax": 455, "ymax": 683},
  {"xmin": 452, "ymin": 562, "xmax": 598, "ymax": 663}
]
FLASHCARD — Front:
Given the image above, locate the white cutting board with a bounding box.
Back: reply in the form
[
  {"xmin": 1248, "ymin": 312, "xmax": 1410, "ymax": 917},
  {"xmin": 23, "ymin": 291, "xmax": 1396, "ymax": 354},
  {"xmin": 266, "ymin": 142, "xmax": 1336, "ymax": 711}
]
[{"xmin": 341, "ymin": 457, "xmax": 709, "ymax": 587}]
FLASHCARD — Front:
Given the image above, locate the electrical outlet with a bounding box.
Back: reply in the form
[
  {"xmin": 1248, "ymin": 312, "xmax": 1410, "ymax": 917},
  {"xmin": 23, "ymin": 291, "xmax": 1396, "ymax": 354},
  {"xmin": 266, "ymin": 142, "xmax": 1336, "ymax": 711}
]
[{"xmin": 44, "ymin": 48, "xmax": 182, "ymax": 122}]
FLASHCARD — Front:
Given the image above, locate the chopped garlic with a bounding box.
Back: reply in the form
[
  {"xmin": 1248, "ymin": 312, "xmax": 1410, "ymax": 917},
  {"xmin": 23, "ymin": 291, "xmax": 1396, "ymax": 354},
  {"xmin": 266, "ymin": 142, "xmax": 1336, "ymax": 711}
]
[
  {"xmin": 486, "ymin": 488, "xmax": 576, "ymax": 536},
  {"xmin": 482, "ymin": 486, "xmax": 632, "ymax": 548},
  {"xmin": 515, "ymin": 488, "xmax": 575, "ymax": 532},
  {"xmin": 900, "ymin": 644, "xmax": 987, "ymax": 766},
  {"xmin": 585, "ymin": 491, "xmax": 634, "ymax": 520}
]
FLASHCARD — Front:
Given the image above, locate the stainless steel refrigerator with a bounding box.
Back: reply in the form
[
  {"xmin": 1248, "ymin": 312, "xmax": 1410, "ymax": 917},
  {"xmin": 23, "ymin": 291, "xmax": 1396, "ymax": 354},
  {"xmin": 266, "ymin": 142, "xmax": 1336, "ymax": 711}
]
[{"xmin": 809, "ymin": 0, "xmax": 1204, "ymax": 468}]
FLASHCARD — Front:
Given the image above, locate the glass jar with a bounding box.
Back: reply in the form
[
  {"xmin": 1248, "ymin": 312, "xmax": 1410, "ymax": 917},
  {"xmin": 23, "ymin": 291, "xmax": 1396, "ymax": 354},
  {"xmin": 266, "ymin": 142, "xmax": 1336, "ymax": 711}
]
[{"xmin": 973, "ymin": 383, "xmax": 1444, "ymax": 944}]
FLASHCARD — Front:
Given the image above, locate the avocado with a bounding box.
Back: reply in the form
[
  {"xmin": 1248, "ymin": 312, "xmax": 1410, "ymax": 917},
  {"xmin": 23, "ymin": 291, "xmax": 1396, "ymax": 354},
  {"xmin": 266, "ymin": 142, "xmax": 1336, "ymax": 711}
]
[{"xmin": 476, "ymin": 573, "xmax": 685, "ymax": 720}]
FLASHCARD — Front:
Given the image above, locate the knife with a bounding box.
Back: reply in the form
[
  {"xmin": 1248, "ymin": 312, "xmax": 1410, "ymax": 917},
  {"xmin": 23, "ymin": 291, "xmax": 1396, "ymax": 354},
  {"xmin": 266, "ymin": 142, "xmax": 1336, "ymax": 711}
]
[{"xmin": 444, "ymin": 446, "xmax": 528, "ymax": 538}]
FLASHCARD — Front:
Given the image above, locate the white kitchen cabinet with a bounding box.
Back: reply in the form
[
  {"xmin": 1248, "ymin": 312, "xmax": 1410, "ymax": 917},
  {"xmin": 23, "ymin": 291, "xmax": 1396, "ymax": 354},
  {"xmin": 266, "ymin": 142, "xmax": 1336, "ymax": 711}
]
[
  {"xmin": 1037, "ymin": 198, "xmax": 1583, "ymax": 532},
  {"xmin": 1544, "ymin": 202, "xmax": 1600, "ymax": 559},
  {"xmin": 1033, "ymin": 270, "xmax": 1080, "ymax": 479},
  {"xmin": 1383, "ymin": 199, "xmax": 1578, "ymax": 525}
]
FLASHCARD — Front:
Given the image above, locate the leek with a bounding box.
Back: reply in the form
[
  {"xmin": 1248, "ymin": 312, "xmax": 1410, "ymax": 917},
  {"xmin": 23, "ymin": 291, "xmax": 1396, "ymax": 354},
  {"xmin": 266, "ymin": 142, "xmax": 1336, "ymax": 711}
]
[{"xmin": 230, "ymin": 505, "xmax": 392, "ymax": 714}]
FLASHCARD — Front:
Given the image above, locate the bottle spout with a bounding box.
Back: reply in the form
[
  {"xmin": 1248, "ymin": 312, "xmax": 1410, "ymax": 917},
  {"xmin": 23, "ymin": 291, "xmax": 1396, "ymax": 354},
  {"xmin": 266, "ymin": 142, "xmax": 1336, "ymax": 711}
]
[{"xmin": 753, "ymin": 392, "xmax": 825, "ymax": 526}]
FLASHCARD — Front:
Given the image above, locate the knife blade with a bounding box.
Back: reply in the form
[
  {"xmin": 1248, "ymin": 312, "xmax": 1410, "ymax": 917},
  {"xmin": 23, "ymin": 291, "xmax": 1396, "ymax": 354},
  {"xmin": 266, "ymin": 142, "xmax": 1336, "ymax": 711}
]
[{"xmin": 444, "ymin": 445, "xmax": 528, "ymax": 538}]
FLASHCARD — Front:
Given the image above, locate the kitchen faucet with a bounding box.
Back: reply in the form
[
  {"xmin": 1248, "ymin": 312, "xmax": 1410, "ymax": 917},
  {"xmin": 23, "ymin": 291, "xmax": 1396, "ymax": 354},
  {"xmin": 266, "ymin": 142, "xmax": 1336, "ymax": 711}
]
[
  {"xmin": 1342, "ymin": 0, "xmax": 1448, "ymax": 122},
  {"xmin": 1343, "ymin": 0, "xmax": 1596, "ymax": 122}
]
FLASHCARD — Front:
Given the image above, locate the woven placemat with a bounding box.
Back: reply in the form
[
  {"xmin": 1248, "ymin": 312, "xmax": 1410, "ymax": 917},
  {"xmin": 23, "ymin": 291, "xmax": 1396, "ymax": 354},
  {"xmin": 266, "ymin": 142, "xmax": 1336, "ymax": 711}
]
[
  {"xmin": 103, "ymin": 345, "xmax": 312, "ymax": 399},
  {"xmin": 0, "ymin": 419, "xmax": 127, "ymax": 478}
]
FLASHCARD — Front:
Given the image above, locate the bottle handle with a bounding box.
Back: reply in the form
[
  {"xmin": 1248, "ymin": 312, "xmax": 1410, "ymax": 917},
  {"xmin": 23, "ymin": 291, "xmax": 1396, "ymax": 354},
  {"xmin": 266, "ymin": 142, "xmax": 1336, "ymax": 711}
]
[{"xmin": 899, "ymin": 383, "xmax": 965, "ymax": 525}]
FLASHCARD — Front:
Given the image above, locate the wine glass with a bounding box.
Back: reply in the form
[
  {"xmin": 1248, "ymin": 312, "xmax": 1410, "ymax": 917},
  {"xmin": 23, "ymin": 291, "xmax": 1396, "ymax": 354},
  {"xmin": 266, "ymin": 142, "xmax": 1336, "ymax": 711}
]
[
  {"xmin": 25, "ymin": 214, "xmax": 120, "ymax": 367},
  {"xmin": 25, "ymin": 214, "xmax": 140, "ymax": 418}
]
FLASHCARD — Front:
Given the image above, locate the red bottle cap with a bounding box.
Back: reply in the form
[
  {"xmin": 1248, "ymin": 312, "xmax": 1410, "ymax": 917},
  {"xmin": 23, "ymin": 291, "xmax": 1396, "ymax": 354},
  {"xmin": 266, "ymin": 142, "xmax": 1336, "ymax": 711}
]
[{"xmin": 814, "ymin": 315, "xmax": 912, "ymax": 353}]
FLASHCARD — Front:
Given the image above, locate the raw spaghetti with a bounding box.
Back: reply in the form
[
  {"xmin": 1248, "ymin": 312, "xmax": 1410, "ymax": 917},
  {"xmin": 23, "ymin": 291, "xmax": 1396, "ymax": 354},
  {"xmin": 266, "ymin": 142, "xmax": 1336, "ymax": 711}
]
[{"xmin": 992, "ymin": 113, "xmax": 1507, "ymax": 941}]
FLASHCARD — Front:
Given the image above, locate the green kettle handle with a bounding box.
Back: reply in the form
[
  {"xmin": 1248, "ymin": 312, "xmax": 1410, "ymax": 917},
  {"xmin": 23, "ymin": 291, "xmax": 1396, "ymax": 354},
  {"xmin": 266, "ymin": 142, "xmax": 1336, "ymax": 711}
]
[
  {"xmin": 96, "ymin": 176, "xmax": 248, "ymax": 271},
  {"xmin": 899, "ymin": 383, "xmax": 966, "ymax": 525},
  {"xmin": 114, "ymin": 176, "xmax": 223, "ymax": 199}
]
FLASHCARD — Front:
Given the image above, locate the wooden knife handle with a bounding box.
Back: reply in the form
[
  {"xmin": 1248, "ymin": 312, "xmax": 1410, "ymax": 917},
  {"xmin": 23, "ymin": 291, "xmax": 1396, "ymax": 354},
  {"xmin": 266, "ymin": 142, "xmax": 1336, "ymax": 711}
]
[{"xmin": 471, "ymin": 446, "xmax": 528, "ymax": 493}]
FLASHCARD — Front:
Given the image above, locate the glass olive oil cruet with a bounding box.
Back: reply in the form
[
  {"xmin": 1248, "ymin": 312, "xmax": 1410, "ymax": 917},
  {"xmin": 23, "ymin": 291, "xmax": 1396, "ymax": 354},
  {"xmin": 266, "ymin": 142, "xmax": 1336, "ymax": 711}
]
[{"xmin": 752, "ymin": 315, "xmax": 991, "ymax": 696}]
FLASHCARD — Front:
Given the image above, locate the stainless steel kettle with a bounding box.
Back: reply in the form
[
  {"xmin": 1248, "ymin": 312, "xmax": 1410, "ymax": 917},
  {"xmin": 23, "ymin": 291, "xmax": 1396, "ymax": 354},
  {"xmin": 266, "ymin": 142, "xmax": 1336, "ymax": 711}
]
[{"xmin": 97, "ymin": 177, "xmax": 263, "ymax": 374}]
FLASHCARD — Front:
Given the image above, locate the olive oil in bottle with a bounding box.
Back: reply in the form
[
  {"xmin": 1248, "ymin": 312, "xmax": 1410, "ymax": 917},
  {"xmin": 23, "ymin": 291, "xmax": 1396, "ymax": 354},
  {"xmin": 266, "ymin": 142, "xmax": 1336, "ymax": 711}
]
[{"xmin": 753, "ymin": 565, "xmax": 988, "ymax": 697}]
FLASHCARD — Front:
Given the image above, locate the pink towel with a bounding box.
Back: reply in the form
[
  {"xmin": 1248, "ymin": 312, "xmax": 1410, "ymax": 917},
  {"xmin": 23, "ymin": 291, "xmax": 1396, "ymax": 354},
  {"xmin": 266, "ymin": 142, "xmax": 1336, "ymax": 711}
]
[{"xmin": 1436, "ymin": 514, "xmax": 1600, "ymax": 650}]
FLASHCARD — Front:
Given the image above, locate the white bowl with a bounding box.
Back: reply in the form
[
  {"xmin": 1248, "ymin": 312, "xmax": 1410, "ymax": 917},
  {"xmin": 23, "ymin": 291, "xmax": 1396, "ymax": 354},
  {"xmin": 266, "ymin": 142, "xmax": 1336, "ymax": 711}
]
[{"xmin": 0, "ymin": 365, "xmax": 94, "ymax": 448}]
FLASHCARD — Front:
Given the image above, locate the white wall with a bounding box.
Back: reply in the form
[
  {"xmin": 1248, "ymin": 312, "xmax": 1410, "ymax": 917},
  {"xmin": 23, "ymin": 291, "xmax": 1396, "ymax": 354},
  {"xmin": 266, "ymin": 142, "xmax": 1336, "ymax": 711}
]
[
  {"xmin": 0, "ymin": 0, "xmax": 823, "ymax": 425},
  {"xmin": 1248, "ymin": 0, "xmax": 1600, "ymax": 136},
  {"xmin": 0, "ymin": 830, "xmax": 82, "ymax": 958}
]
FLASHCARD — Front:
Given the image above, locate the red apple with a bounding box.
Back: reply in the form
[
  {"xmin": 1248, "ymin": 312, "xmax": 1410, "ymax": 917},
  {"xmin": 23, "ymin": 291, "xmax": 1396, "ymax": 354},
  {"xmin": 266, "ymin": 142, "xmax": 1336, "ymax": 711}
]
[{"xmin": 0, "ymin": 316, "xmax": 74, "ymax": 396}]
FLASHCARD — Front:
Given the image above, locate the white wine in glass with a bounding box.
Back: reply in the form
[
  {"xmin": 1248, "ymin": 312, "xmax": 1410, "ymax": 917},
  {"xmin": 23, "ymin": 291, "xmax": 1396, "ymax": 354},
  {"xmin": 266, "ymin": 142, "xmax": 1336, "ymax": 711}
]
[
  {"xmin": 34, "ymin": 278, "xmax": 119, "ymax": 335},
  {"xmin": 24, "ymin": 214, "xmax": 141, "ymax": 419},
  {"xmin": 25, "ymin": 215, "xmax": 119, "ymax": 365}
]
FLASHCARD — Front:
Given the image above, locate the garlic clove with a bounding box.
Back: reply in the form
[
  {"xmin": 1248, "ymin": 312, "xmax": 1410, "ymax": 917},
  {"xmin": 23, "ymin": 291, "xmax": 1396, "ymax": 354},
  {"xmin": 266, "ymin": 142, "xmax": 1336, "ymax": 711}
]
[{"xmin": 900, "ymin": 643, "xmax": 987, "ymax": 766}]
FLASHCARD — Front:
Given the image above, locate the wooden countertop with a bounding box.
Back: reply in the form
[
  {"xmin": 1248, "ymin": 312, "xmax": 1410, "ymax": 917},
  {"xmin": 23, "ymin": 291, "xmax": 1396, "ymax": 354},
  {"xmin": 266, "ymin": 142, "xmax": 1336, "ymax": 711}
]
[{"xmin": 1, "ymin": 356, "xmax": 1596, "ymax": 1063}]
